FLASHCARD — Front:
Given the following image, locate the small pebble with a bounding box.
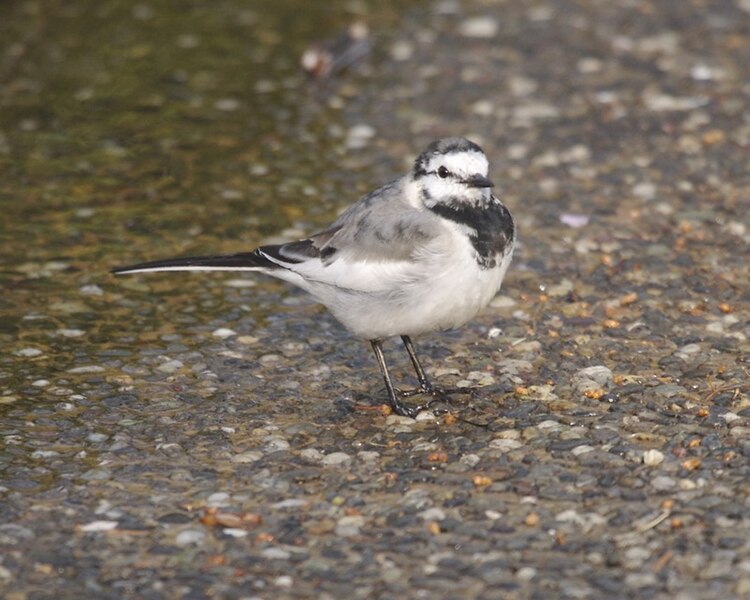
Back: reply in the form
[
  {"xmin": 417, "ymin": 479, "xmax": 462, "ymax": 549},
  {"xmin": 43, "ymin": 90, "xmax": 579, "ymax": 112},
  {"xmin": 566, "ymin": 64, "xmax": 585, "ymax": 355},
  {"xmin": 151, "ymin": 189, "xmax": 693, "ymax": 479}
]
[
  {"xmin": 214, "ymin": 98, "xmax": 240, "ymax": 111},
  {"xmin": 212, "ymin": 328, "xmax": 237, "ymax": 339},
  {"xmin": 272, "ymin": 499, "xmax": 307, "ymax": 509},
  {"xmin": 157, "ymin": 359, "xmax": 183, "ymax": 373},
  {"xmin": 14, "ymin": 348, "xmax": 43, "ymax": 357},
  {"xmin": 346, "ymin": 124, "xmax": 376, "ymax": 149},
  {"xmin": 175, "ymin": 530, "xmax": 207, "ymax": 546},
  {"xmin": 79, "ymin": 521, "xmax": 118, "ymax": 533},
  {"xmin": 300, "ymin": 448, "xmax": 324, "ymax": 462},
  {"xmin": 231, "ymin": 451, "xmax": 263, "ymax": 464},
  {"xmin": 573, "ymin": 366, "xmax": 613, "ymax": 387},
  {"xmin": 264, "ymin": 436, "xmax": 291, "ymax": 452},
  {"xmin": 67, "ymin": 365, "xmax": 106, "ymax": 374},
  {"xmin": 321, "ymin": 452, "xmax": 352, "ymax": 466},
  {"xmin": 274, "ymin": 576, "xmax": 293, "ymax": 588},
  {"xmin": 643, "ymin": 449, "xmax": 665, "ymax": 466},
  {"xmin": 651, "ymin": 475, "xmax": 677, "ymax": 491},
  {"xmin": 56, "ymin": 328, "xmax": 85, "ymax": 338},
  {"xmin": 489, "ymin": 438, "xmax": 522, "ymax": 452},
  {"xmin": 262, "ymin": 547, "xmax": 291, "ymax": 560},
  {"xmin": 335, "ymin": 515, "xmax": 364, "ymax": 537},
  {"xmin": 79, "ymin": 284, "xmax": 103, "ymax": 296},
  {"xmin": 391, "ymin": 40, "xmax": 414, "ymax": 61},
  {"xmin": 223, "ymin": 528, "xmax": 248, "ymax": 538},
  {"xmin": 418, "ymin": 507, "xmax": 446, "ymax": 521},
  {"xmin": 571, "ymin": 445, "xmax": 595, "ymax": 456},
  {"xmin": 458, "ymin": 16, "xmax": 498, "ymax": 38},
  {"xmin": 206, "ymin": 492, "xmax": 231, "ymax": 507}
]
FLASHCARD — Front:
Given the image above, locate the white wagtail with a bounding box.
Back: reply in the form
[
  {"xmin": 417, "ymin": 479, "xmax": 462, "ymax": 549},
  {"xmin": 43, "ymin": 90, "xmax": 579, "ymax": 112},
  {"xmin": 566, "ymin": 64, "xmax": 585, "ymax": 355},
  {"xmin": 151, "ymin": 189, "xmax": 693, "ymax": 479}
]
[{"xmin": 113, "ymin": 138, "xmax": 516, "ymax": 417}]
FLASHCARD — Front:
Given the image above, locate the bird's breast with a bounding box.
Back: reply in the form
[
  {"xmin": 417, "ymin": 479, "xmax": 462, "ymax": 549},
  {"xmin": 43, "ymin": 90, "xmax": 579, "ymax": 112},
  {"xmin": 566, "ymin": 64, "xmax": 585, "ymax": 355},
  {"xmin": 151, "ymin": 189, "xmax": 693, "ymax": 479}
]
[{"xmin": 428, "ymin": 197, "xmax": 515, "ymax": 269}]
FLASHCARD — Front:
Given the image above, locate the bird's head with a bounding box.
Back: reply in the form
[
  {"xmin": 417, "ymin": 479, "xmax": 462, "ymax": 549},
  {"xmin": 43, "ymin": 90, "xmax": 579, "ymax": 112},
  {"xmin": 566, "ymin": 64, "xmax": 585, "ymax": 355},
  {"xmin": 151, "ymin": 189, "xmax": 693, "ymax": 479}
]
[{"xmin": 412, "ymin": 137, "xmax": 493, "ymax": 208}]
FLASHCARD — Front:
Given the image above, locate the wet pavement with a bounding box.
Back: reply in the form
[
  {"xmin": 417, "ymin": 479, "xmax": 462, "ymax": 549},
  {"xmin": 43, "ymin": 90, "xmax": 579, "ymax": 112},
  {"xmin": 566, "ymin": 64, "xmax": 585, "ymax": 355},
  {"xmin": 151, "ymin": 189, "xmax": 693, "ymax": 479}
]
[{"xmin": 2, "ymin": 0, "xmax": 750, "ymax": 598}]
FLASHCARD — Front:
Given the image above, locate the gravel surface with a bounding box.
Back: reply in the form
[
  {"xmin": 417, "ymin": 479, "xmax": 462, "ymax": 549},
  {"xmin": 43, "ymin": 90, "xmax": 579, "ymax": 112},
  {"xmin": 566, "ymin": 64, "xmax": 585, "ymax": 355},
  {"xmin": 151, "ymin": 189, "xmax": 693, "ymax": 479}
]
[{"xmin": 1, "ymin": 1, "xmax": 749, "ymax": 599}]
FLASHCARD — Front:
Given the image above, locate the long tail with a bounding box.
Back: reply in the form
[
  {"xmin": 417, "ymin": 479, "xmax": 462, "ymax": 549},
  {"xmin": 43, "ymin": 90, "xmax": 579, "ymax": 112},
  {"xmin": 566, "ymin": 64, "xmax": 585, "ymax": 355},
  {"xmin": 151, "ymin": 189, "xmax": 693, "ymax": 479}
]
[{"xmin": 111, "ymin": 248, "xmax": 280, "ymax": 275}]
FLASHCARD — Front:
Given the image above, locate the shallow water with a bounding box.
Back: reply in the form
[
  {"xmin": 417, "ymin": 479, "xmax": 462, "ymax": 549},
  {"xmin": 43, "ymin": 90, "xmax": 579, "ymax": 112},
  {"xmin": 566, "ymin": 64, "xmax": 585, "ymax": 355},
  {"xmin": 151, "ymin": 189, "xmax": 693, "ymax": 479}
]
[{"xmin": 1, "ymin": 0, "xmax": 408, "ymax": 416}]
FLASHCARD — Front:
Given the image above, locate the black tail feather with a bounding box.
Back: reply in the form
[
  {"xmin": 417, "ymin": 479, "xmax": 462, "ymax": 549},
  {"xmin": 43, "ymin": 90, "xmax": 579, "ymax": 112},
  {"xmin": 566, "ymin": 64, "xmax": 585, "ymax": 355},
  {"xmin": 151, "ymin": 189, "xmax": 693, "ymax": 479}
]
[{"xmin": 111, "ymin": 248, "xmax": 280, "ymax": 274}]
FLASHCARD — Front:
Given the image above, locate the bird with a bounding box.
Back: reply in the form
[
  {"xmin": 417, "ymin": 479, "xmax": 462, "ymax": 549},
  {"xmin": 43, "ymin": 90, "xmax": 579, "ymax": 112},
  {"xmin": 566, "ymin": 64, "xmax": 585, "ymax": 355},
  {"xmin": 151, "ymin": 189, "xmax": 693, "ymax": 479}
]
[{"xmin": 112, "ymin": 137, "xmax": 516, "ymax": 417}]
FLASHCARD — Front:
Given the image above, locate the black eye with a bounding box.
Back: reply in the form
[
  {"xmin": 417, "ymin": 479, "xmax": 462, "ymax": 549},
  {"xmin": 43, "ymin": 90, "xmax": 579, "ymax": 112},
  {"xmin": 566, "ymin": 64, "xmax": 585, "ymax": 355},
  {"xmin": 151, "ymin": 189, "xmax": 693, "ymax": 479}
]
[{"xmin": 438, "ymin": 166, "xmax": 450, "ymax": 178}]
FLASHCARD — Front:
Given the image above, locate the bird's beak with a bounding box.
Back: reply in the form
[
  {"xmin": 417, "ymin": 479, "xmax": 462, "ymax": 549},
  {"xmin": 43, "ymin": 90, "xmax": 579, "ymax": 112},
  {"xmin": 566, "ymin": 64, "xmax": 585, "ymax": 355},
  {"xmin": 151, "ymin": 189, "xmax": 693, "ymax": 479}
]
[{"xmin": 464, "ymin": 174, "xmax": 494, "ymax": 188}]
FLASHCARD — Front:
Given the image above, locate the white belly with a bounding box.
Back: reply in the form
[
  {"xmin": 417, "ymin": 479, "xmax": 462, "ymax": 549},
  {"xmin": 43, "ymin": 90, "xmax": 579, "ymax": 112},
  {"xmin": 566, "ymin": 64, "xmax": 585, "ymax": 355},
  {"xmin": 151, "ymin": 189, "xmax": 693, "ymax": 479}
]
[{"xmin": 321, "ymin": 233, "xmax": 514, "ymax": 340}]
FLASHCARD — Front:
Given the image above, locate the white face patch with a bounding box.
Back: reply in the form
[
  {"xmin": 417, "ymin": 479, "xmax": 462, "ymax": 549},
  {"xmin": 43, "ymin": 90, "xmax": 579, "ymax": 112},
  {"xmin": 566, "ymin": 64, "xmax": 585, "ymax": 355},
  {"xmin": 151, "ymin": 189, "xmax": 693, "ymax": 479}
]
[
  {"xmin": 426, "ymin": 150, "xmax": 489, "ymax": 180},
  {"xmin": 419, "ymin": 150, "xmax": 491, "ymax": 207}
]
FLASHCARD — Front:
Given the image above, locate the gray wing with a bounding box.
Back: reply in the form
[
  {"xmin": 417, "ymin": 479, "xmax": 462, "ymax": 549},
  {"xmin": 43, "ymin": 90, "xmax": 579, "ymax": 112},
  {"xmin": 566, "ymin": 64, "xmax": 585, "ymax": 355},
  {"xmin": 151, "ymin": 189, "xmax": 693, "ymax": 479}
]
[
  {"xmin": 258, "ymin": 178, "xmax": 445, "ymax": 293},
  {"xmin": 299, "ymin": 178, "xmax": 442, "ymax": 264}
]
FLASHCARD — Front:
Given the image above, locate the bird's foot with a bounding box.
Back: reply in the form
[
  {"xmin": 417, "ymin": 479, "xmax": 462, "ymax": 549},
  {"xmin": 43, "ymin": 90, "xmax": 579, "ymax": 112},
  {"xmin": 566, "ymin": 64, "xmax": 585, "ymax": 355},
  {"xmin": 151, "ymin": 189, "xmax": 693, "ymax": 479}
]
[
  {"xmin": 398, "ymin": 383, "xmax": 435, "ymax": 398},
  {"xmin": 389, "ymin": 396, "xmax": 439, "ymax": 418},
  {"xmin": 398, "ymin": 384, "xmax": 475, "ymax": 401},
  {"xmin": 391, "ymin": 384, "xmax": 479, "ymax": 417}
]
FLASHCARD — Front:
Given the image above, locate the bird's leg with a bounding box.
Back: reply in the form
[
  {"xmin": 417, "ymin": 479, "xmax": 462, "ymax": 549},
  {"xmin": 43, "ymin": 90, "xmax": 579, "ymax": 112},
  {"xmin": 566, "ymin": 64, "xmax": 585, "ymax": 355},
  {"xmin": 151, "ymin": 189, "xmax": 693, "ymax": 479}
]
[
  {"xmin": 370, "ymin": 339, "xmax": 428, "ymax": 418},
  {"xmin": 400, "ymin": 335, "xmax": 435, "ymax": 395},
  {"xmin": 400, "ymin": 336, "xmax": 475, "ymax": 402}
]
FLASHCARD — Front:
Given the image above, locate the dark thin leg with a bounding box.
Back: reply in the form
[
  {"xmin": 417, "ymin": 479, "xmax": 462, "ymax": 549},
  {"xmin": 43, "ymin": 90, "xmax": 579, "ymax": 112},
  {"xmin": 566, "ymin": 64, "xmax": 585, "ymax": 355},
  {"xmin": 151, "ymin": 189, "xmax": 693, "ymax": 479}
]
[
  {"xmin": 370, "ymin": 339, "xmax": 431, "ymax": 418},
  {"xmin": 400, "ymin": 336, "xmax": 475, "ymax": 401},
  {"xmin": 400, "ymin": 335, "xmax": 433, "ymax": 393}
]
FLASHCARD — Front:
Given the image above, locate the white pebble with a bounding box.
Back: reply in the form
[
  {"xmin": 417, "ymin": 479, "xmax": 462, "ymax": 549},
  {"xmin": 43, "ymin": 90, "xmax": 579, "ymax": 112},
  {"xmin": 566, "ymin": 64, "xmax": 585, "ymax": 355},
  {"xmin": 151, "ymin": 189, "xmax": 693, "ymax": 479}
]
[
  {"xmin": 223, "ymin": 528, "xmax": 248, "ymax": 538},
  {"xmin": 322, "ymin": 452, "xmax": 352, "ymax": 466},
  {"xmin": 489, "ymin": 438, "xmax": 522, "ymax": 452},
  {"xmin": 459, "ymin": 453, "xmax": 481, "ymax": 467},
  {"xmin": 418, "ymin": 507, "xmax": 446, "ymax": 521},
  {"xmin": 262, "ymin": 548, "xmax": 291, "ymax": 560},
  {"xmin": 67, "ymin": 365, "xmax": 106, "ymax": 374},
  {"xmin": 206, "ymin": 492, "xmax": 231, "ymax": 507},
  {"xmin": 32, "ymin": 450, "xmax": 59, "ymax": 459},
  {"xmin": 212, "ymin": 328, "xmax": 237, "ymax": 338},
  {"xmin": 214, "ymin": 98, "xmax": 240, "ymax": 111},
  {"xmin": 56, "ymin": 328, "xmax": 85, "ymax": 338},
  {"xmin": 415, "ymin": 410, "xmax": 437, "ymax": 422},
  {"xmin": 458, "ymin": 16, "xmax": 498, "ymax": 38},
  {"xmin": 391, "ymin": 40, "xmax": 414, "ymax": 61},
  {"xmin": 335, "ymin": 515, "xmax": 364, "ymax": 537},
  {"xmin": 79, "ymin": 520, "xmax": 118, "ymax": 532},
  {"xmin": 224, "ymin": 278, "xmax": 256, "ymax": 288},
  {"xmin": 175, "ymin": 529, "xmax": 207, "ymax": 545},
  {"xmin": 231, "ymin": 451, "xmax": 263, "ymax": 464},
  {"xmin": 574, "ymin": 366, "xmax": 613, "ymax": 386},
  {"xmin": 651, "ymin": 475, "xmax": 676, "ymax": 491},
  {"xmin": 80, "ymin": 284, "xmax": 103, "ymax": 296},
  {"xmin": 642, "ymin": 449, "xmax": 664, "ymax": 466},
  {"xmin": 15, "ymin": 348, "xmax": 43, "ymax": 357},
  {"xmin": 264, "ymin": 436, "xmax": 290, "ymax": 452},
  {"xmin": 299, "ymin": 448, "xmax": 324, "ymax": 462},
  {"xmin": 357, "ymin": 451, "xmax": 380, "ymax": 462},
  {"xmin": 272, "ymin": 499, "xmax": 308, "ymax": 509},
  {"xmin": 346, "ymin": 124, "xmax": 376, "ymax": 149},
  {"xmin": 274, "ymin": 575, "xmax": 293, "ymax": 588},
  {"xmin": 157, "ymin": 359, "xmax": 184, "ymax": 373}
]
